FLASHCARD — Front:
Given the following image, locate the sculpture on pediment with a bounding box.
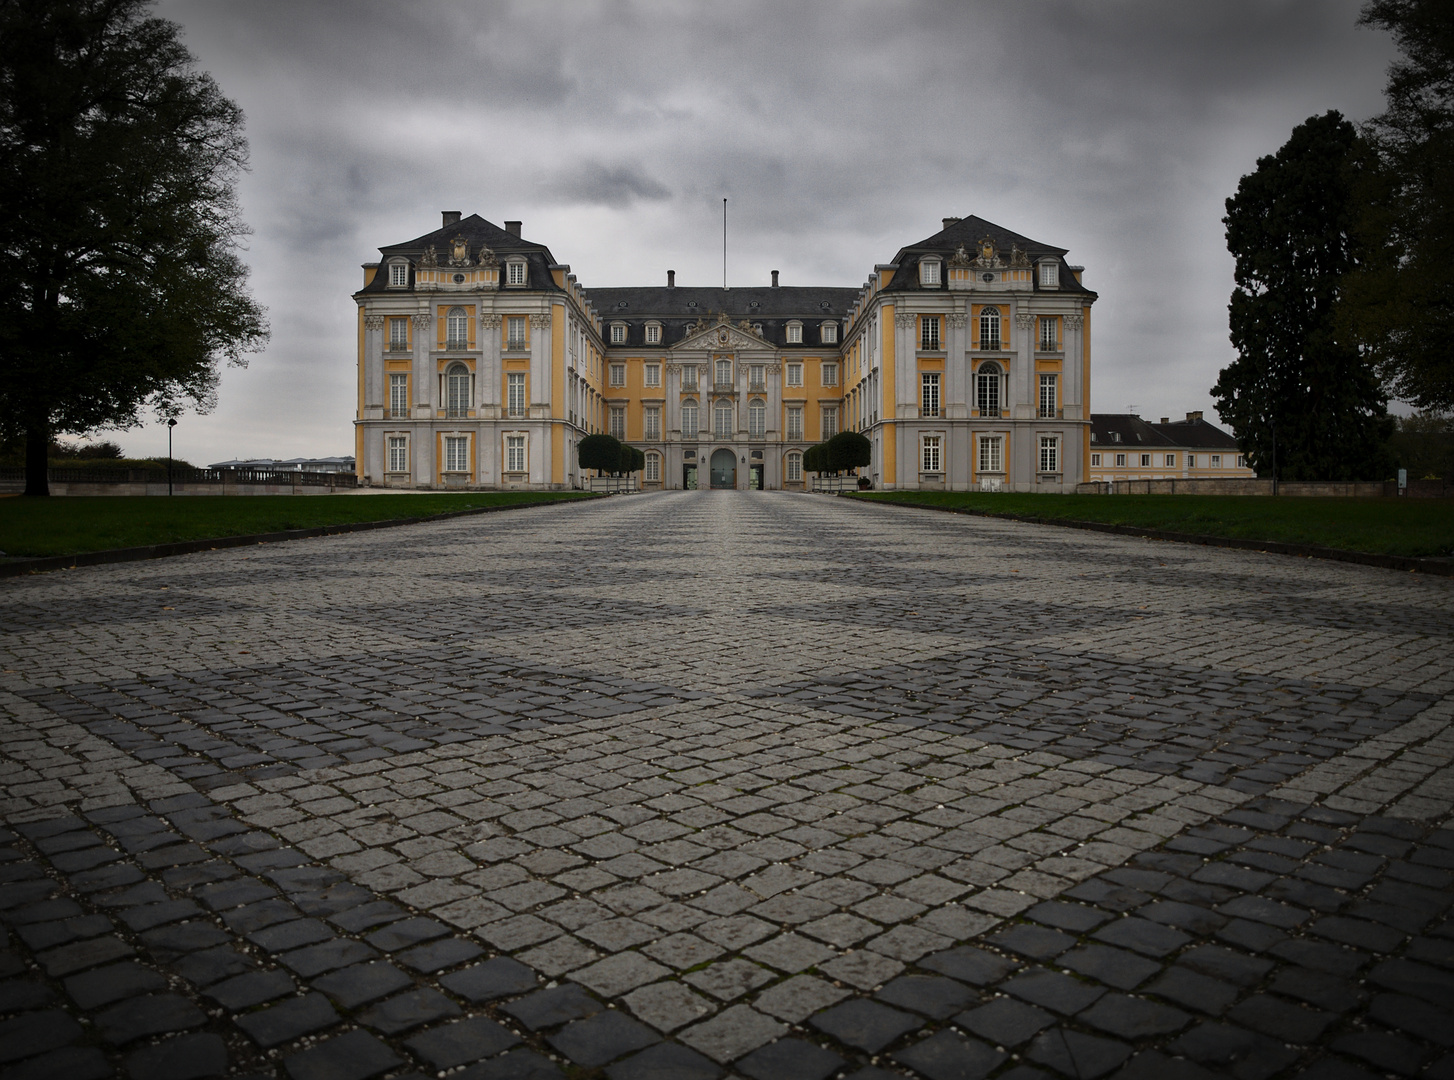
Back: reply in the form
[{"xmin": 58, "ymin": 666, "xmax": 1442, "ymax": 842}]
[
  {"xmin": 419, "ymin": 245, "xmax": 438, "ymax": 267},
  {"xmin": 684, "ymin": 318, "xmax": 709, "ymax": 337},
  {"xmin": 948, "ymin": 244, "xmax": 973, "ymax": 267},
  {"xmin": 974, "ymin": 236, "xmax": 1003, "ymax": 269},
  {"xmin": 1009, "ymin": 245, "xmax": 1031, "ymax": 269},
  {"xmin": 448, "ymin": 235, "xmax": 471, "ymax": 267},
  {"xmin": 476, "ymin": 245, "xmax": 498, "ymax": 267}
]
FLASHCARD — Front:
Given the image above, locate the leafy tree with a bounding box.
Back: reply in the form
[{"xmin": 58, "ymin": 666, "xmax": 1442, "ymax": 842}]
[
  {"xmin": 577, "ymin": 433, "xmax": 622, "ymax": 473},
  {"xmin": 1212, "ymin": 111, "xmax": 1394, "ymax": 482},
  {"xmin": 0, "ymin": 0, "xmax": 268, "ymax": 495},
  {"xmin": 1389, "ymin": 412, "xmax": 1454, "ymax": 478},
  {"xmin": 803, "ymin": 443, "xmax": 823, "ymax": 474},
  {"xmin": 1344, "ymin": 0, "xmax": 1454, "ymax": 410},
  {"xmin": 617, "ymin": 443, "xmax": 644, "ymax": 475},
  {"xmin": 825, "ymin": 431, "xmax": 871, "ymax": 474}
]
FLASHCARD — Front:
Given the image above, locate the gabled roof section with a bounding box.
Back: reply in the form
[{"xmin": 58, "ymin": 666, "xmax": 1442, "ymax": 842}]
[
  {"xmin": 585, "ymin": 285, "xmax": 859, "ymax": 348},
  {"xmin": 1089, "ymin": 415, "xmax": 1177, "ymax": 448},
  {"xmin": 359, "ymin": 214, "xmax": 564, "ymax": 295},
  {"xmin": 1150, "ymin": 416, "xmax": 1241, "ymax": 450},
  {"xmin": 882, "ymin": 214, "xmax": 1095, "ymax": 297}
]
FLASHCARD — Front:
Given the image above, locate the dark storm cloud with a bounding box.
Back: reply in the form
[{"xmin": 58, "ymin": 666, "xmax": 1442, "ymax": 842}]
[{"xmin": 135, "ymin": 0, "xmax": 1397, "ymax": 465}]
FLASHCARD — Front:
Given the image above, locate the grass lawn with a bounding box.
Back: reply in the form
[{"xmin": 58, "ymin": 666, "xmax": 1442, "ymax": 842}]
[
  {"xmin": 0, "ymin": 491, "xmax": 597, "ymax": 560},
  {"xmin": 849, "ymin": 491, "xmax": 1454, "ymax": 559}
]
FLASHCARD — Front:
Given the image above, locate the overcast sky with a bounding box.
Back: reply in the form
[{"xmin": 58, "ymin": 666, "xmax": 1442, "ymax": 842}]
[{"xmin": 113, "ymin": 0, "xmax": 1397, "ymax": 465}]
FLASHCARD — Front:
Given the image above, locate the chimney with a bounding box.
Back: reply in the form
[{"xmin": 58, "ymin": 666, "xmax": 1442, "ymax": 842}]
[
  {"xmin": 1186, "ymin": 411, "xmax": 1203, "ymax": 422},
  {"xmin": 1160, "ymin": 417, "xmax": 1169, "ymax": 425},
  {"xmin": 442, "ymin": 210, "xmax": 461, "ymax": 227},
  {"xmin": 667, "ymin": 270, "xmax": 675, "ymax": 288},
  {"xmin": 943, "ymin": 217, "xmax": 961, "ymax": 231},
  {"xmin": 771, "ymin": 270, "xmax": 779, "ymax": 288},
  {"xmin": 504, "ymin": 220, "xmax": 521, "ymax": 236}
]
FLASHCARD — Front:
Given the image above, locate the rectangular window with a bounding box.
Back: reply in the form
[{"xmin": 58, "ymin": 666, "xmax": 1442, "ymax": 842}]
[
  {"xmin": 1040, "ymin": 436, "xmax": 1060, "ymax": 473},
  {"xmin": 682, "ymin": 365, "xmax": 699, "ymax": 391},
  {"xmin": 507, "ymin": 316, "xmax": 526, "ymax": 349},
  {"xmin": 1186, "ymin": 453, "xmax": 1196, "ymax": 468},
  {"xmin": 821, "ymin": 406, "xmax": 838, "ymax": 438},
  {"xmin": 645, "ymin": 454, "xmax": 660, "ymax": 482},
  {"xmin": 645, "ymin": 364, "xmax": 660, "ymax": 388},
  {"xmin": 786, "ymin": 324, "xmax": 803, "ymax": 344},
  {"xmin": 921, "ymin": 372, "xmax": 941, "ymax": 417},
  {"xmin": 786, "ymin": 453, "xmax": 802, "ymax": 482},
  {"xmin": 506, "ymin": 435, "xmax": 525, "ymax": 472},
  {"xmin": 748, "ymin": 401, "xmax": 765, "ymax": 437},
  {"xmin": 715, "ymin": 359, "xmax": 732, "ymax": 387},
  {"xmin": 1236, "ymin": 455, "xmax": 1247, "ymax": 468},
  {"xmin": 681, "ymin": 402, "xmax": 699, "ymax": 438},
  {"xmin": 507, "ymin": 373, "xmax": 526, "ymax": 418},
  {"xmin": 978, "ymin": 436, "xmax": 1003, "ymax": 473},
  {"xmin": 921, "ymin": 260, "xmax": 941, "ymax": 286},
  {"xmin": 645, "ymin": 324, "xmax": 661, "ymax": 344},
  {"xmin": 922, "ymin": 435, "xmax": 942, "ymax": 473},
  {"xmin": 609, "ymin": 363, "xmax": 626, "ymax": 387},
  {"xmin": 389, "ymin": 374, "xmax": 409, "ymax": 418},
  {"xmin": 389, "ymin": 318, "xmax": 409, "ymax": 350},
  {"xmin": 389, "ymin": 262, "xmax": 407, "ymax": 287},
  {"xmin": 387, "ymin": 436, "xmax": 407, "ymax": 473},
  {"xmin": 786, "ymin": 363, "xmax": 803, "ymax": 387},
  {"xmin": 644, "ymin": 407, "xmax": 660, "ymax": 440},
  {"xmin": 507, "ymin": 261, "xmax": 525, "ymax": 286},
  {"xmin": 920, "ymin": 317, "xmax": 940, "ymax": 351},
  {"xmin": 1038, "ymin": 374, "xmax": 1057, "ymax": 418},
  {"xmin": 1211, "ymin": 454, "xmax": 1222, "ymax": 467},
  {"xmin": 1040, "ymin": 318, "xmax": 1057, "ymax": 350},
  {"xmin": 787, "ymin": 406, "xmax": 803, "ymax": 440},
  {"xmin": 609, "ymin": 406, "xmax": 626, "ymax": 439},
  {"xmin": 444, "ymin": 435, "xmax": 469, "ymax": 473},
  {"xmin": 1091, "ymin": 453, "xmax": 1101, "ymax": 466},
  {"xmin": 979, "ymin": 309, "xmax": 1001, "ymax": 350},
  {"xmin": 749, "ymin": 365, "xmax": 765, "ymax": 391},
  {"xmin": 821, "ymin": 322, "xmax": 838, "ymax": 344},
  {"xmin": 1165, "ymin": 454, "xmax": 1176, "ymax": 467},
  {"xmin": 1040, "ymin": 263, "xmax": 1059, "ymax": 287},
  {"xmin": 1115, "ymin": 453, "xmax": 1127, "ymax": 467},
  {"xmin": 610, "ymin": 324, "xmax": 626, "ymax": 344},
  {"xmin": 1140, "ymin": 454, "xmax": 1151, "ymax": 467},
  {"xmin": 822, "ymin": 362, "xmax": 839, "ymax": 386},
  {"xmin": 713, "ymin": 402, "xmax": 732, "ymax": 438}
]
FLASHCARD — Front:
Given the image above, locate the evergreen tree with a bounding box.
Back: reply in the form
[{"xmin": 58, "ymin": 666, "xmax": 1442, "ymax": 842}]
[
  {"xmin": 0, "ymin": 0, "xmax": 268, "ymax": 495},
  {"xmin": 1212, "ymin": 111, "xmax": 1393, "ymax": 481}
]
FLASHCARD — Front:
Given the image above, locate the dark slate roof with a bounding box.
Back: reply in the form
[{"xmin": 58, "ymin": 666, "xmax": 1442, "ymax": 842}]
[
  {"xmin": 358, "ymin": 214, "xmax": 563, "ymax": 295},
  {"xmin": 1150, "ymin": 416, "xmax": 1241, "ymax": 449},
  {"xmin": 583, "ymin": 286, "xmax": 860, "ymax": 348},
  {"xmin": 1091, "ymin": 414, "xmax": 1240, "ymax": 449},
  {"xmin": 882, "ymin": 214, "xmax": 1096, "ymax": 298}
]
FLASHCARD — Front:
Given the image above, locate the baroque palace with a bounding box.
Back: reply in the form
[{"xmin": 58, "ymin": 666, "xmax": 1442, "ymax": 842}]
[{"xmin": 354, "ymin": 212, "xmax": 1096, "ymax": 491}]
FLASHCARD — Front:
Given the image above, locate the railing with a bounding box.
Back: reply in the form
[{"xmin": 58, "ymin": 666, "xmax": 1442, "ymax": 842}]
[
  {"xmin": 748, "ymin": 382, "xmax": 766, "ymax": 393},
  {"xmin": 388, "ymin": 409, "xmax": 412, "ymax": 419},
  {"xmin": 713, "ymin": 382, "xmax": 736, "ymax": 392},
  {"xmin": 920, "ymin": 407, "xmax": 941, "ymax": 418},
  {"xmin": 446, "ymin": 407, "xmax": 469, "ymax": 419},
  {"xmin": 811, "ymin": 475, "xmax": 859, "ymax": 493},
  {"xmin": 386, "ymin": 342, "xmax": 410, "ymax": 352},
  {"xmin": 978, "ymin": 338, "xmax": 1002, "ymax": 350},
  {"xmin": 587, "ymin": 475, "xmax": 639, "ymax": 494},
  {"xmin": 443, "ymin": 339, "xmax": 469, "ymax": 350},
  {"xmin": 506, "ymin": 337, "xmax": 527, "ymax": 350}
]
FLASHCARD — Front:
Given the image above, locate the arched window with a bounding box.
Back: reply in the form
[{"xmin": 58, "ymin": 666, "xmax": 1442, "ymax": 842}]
[
  {"xmin": 681, "ymin": 399, "xmax": 699, "ymax": 439},
  {"xmin": 713, "ymin": 400, "xmax": 733, "ymax": 439},
  {"xmin": 446, "ymin": 307, "xmax": 468, "ymax": 348},
  {"xmin": 446, "ymin": 363, "xmax": 471, "ymax": 418},
  {"xmin": 715, "ymin": 359, "xmax": 732, "ymax": 388},
  {"xmin": 979, "ymin": 307, "xmax": 1002, "ymax": 350},
  {"xmin": 785, "ymin": 451, "xmax": 802, "ymax": 482},
  {"xmin": 748, "ymin": 399, "xmax": 766, "ymax": 438},
  {"xmin": 976, "ymin": 361, "xmax": 1002, "ymax": 416}
]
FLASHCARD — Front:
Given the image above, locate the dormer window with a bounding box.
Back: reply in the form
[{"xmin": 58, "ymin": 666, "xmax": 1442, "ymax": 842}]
[
  {"xmin": 609, "ymin": 323, "xmax": 627, "ymax": 344},
  {"xmin": 786, "ymin": 322, "xmax": 803, "ymax": 344},
  {"xmin": 1039, "ymin": 261, "xmax": 1059, "ymax": 288},
  {"xmin": 388, "ymin": 261, "xmax": 408, "ymax": 288},
  {"xmin": 506, "ymin": 259, "xmax": 527, "ymax": 287},
  {"xmin": 645, "ymin": 322, "xmax": 661, "ymax": 345},
  {"xmin": 821, "ymin": 322, "xmax": 838, "ymax": 344},
  {"xmin": 920, "ymin": 257, "xmax": 942, "ymax": 287}
]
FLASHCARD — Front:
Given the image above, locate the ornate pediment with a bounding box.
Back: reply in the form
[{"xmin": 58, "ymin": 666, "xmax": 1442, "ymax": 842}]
[{"xmin": 674, "ymin": 310, "xmax": 770, "ymax": 352}]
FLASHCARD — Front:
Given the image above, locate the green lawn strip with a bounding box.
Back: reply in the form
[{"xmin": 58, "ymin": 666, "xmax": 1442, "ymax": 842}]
[
  {"xmin": 0, "ymin": 492, "xmax": 597, "ymax": 559},
  {"xmin": 848, "ymin": 491, "xmax": 1454, "ymax": 559}
]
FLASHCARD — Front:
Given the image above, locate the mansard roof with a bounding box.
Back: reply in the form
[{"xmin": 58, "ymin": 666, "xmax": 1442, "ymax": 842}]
[
  {"xmin": 584, "ymin": 285, "xmax": 860, "ymax": 349},
  {"xmin": 1150, "ymin": 415, "xmax": 1241, "ymax": 449},
  {"xmin": 359, "ymin": 214, "xmax": 563, "ymax": 295},
  {"xmin": 883, "ymin": 214, "xmax": 1096, "ymax": 298},
  {"xmin": 1091, "ymin": 414, "xmax": 1240, "ymax": 450}
]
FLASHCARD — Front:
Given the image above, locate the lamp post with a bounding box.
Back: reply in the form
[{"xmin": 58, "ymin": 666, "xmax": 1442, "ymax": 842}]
[{"xmin": 166, "ymin": 418, "xmax": 177, "ymax": 497}]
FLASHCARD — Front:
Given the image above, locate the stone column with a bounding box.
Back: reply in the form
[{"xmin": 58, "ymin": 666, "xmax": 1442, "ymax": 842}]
[
  {"xmin": 894, "ymin": 312, "xmax": 916, "ymax": 418},
  {"xmin": 1063, "ymin": 312, "xmax": 1084, "ymax": 419},
  {"xmin": 945, "ymin": 312, "xmax": 967, "ymax": 418},
  {"xmin": 480, "ymin": 314, "xmax": 502, "ymax": 414},
  {"xmin": 1013, "ymin": 311, "xmax": 1035, "ymax": 419},
  {"xmin": 530, "ymin": 313, "xmax": 552, "ymax": 416},
  {"xmin": 412, "ymin": 312, "xmax": 434, "ymax": 484},
  {"xmin": 363, "ymin": 315, "xmax": 384, "ymax": 413}
]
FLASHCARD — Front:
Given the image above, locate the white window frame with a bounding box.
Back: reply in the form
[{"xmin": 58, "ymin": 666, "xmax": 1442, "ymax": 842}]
[
  {"xmin": 1115, "ymin": 453, "xmax": 1127, "ymax": 467},
  {"xmin": 444, "ymin": 434, "xmax": 470, "ymax": 474},
  {"xmin": 506, "ymin": 316, "xmax": 526, "ymax": 349},
  {"xmin": 609, "ymin": 406, "xmax": 626, "ymax": 439},
  {"xmin": 506, "ymin": 259, "xmax": 526, "ymax": 286},
  {"xmin": 821, "ymin": 322, "xmax": 838, "ymax": 344},
  {"xmin": 786, "ymin": 452, "xmax": 802, "ymax": 482},
  {"xmin": 1091, "ymin": 453, "xmax": 1101, "ymax": 467},
  {"xmin": 682, "ymin": 365, "xmax": 699, "ymax": 391},
  {"xmin": 1236, "ymin": 455, "xmax": 1247, "ymax": 468},
  {"xmin": 976, "ymin": 362, "xmax": 1002, "ymax": 416},
  {"xmin": 609, "ymin": 363, "xmax": 626, "ymax": 387},
  {"xmin": 388, "ymin": 261, "xmax": 407, "ymax": 288},
  {"xmin": 1211, "ymin": 454, "xmax": 1222, "ymax": 467},
  {"xmin": 645, "ymin": 453, "xmax": 660, "ymax": 482},
  {"xmin": 387, "ymin": 435, "xmax": 408, "ymax": 473},
  {"xmin": 446, "ymin": 363, "xmax": 472, "ymax": 417},
  {"xmin": 610, "ymin": 323, "xmax": 626, "ymax": 344},
  {"xmin": 787, "ymin": 406, "xmax": 803, "ymax": 440},
  {"xmin": 505, "ymin": 434, "xmax": 526, "ymax": 473},
  {"xmin": 1165, "ymin": 454, "xmax": 1176, "ymax": 467},
  {"xmin": 1140, "ymin": 454, "xmax": 1151, "ymax": 467},
  {"xmin": 645, "ymin": 322, "xmax": 661, "ymax": 345},
  {"xmin": 749, "ymin": 365, "xmax": 765, "ymax": 391},
  {"xmin": 922, "ymin": 435, "xmax": 942, "ymax": 473},
  {"xmin": 1186, "ymin": 453, "xmax": 1196, "ymax": 468},
  {"xmin": 389, "ymin": 373, "xmax": 409, "ymax": 418},
  {"xmin": 920, "ymin": 258, "xmax": 942, "ymax": 287},
  {"xmin": 1038, "ymin": 373, "xmax": 1057, "ymax": 418},
  {"xmin": 921, "ymin": 372, "xmax": 940, "ymax": 417},
  {"xmin": 1040, "ymin": 436, "xmax": 1060, "ymax": 474},
  {"xmin": 978, "ymin": 435, "xmax": 1004, "ymax": 473},
  {"xmin": 446, "ymin": 307, "xmax": 468, "ymax": 348},
  {"xmin": 715, "ymin": 359, "xmax": 732, "ymax": 387},
  {"xmin": 644, "ymin": 406, "xmax": 661, "ymax": 440},
  {"xmin": 786, "ymin": 363, "xmax": 803, "ymax": 387},
  {"xmin": 506, "ymin": 372, "xmax": 526, "ymax": 418},
  {"xmin": 713, "ymin": 401, "xmax": 733, "ymax": 439},
  {"xmin": 1039, "ymin": 261, "xmax": 1059, "ymax": 288},
  {"xmin": 748, "ymin": 399, "xmax": 766, "ymax": 438},
  {"xmin": 786, "ymin": 322, "xmax": 803, "ymax": 344},
  {"xmin": 645, "ymin": 363, "xmax": 661, "ymax": 388},
  {"xmin": 681, "ymin": 400, "xmax": 699, "ymax": 438},
  {"xmin": 921, "ymin": 316, "xmax": 941, "ymax": 351},
  {"xmin": 821, "ymin": 405, "xmax": 838, "ymax": 438},
  {"xmin": 388, "ymin": 317, "xmax": 409, "ymax": 350},
  {"xmin": 979, "ymin": 307, "xmax": 1002, "ymax": 350},
  {"xmin": 821, "ymin": 362, "xmax": 839, "ymax": 387},
  {"xmin": 1040, "ymin": 317, "xmax": 1058, "ymax": 351}
]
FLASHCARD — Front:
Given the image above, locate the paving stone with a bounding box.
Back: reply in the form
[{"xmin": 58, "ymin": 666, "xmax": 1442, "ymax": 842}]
[
  {"xmin": 1176, "ymin": 944, "xmax": 1274, "ymax": 986},
  {"xmin": 504, "ymin": 984, "xmax": 603, "ymax": 1030},
  {"xmin": 278, "ymin": 939, "xmax": 378, "ymax": 978},
  {"xmin": 1060, "ymin": 945, "xmax": 1161, "ymax": 990},
  {"xmin": 1168, "ymin": 1021, "xmax": 1299, "ymax": 1077},
  {"xmin": 439, "ymin": 957, "xmax": 539, "ymax": 1003},
  {"xmin": 64, "ymin": 961, "xmax": 168, "ymax": 1008},
  {"xmin": 743, "ymin": 932, "xmax": 835, "ymax": 973},
  {"xmin": 682, "ymin": 959, "xmax": 774, "ymax": 1001},
  {"xmin": 874, "ymin": 974, "xmax": 975, "ymax": 1019},
  {"xmin": 680, "ymin": 1004, "xmax": 787, "ymax": 1063},
  {"xmin": 174, "ymin": 945, "xmax": 255, "ymax": 986},
  {"xmin": 4, "ymin": 1046, "xmax": 111, "ymax": 1080},
  {"xmin": 987, "ymin": 925, "xmax": 1077, "ymax": 961},
  {"xmin": 573, "ymin": 953, "xmax": 671, "ymax": 997},
  {"xmin": 17, "ymin": 913, "xmax": 114, "ymax": 950},
  {"xmin": 1092, "ymin": 917, "xmax": 1191, "ymax": 958},
  {"xmin": 38, "ymin": 934, "xmax": 134, "ymax": 976},
  {"xmin": 1003, "ymin": 969, "xmax": 1106, "ymax": 1015},
  {"xmin": 606, "ymin": 1041, "xmax": 723, "ymax": 1080},
  {"xmin": 124, "ymin": 1033, "xmax": 228, "ymax": 1080},
  {"xmin": 809, "ymin": 998, "xmax": 919, "ymax": 1053},
  {"xmin": 396, "ymin": 936, "xmax": 484, "ymax": 973},
  {"xmin": 623, "ymin": 980, "xmax": 716, "ymax": 1031},
  {"xmin": 1025, "ymin": 901, "xmax": 1109, "ymax": 934},
  {"xmin": 956, "ymin": 997, "xmax": 1053, "ymax": 1047},
  {"xmin": 641, "ymin": 933, "xmax": 721, "ymax": 970},
  {"xmin": 140, "ymin": 923, "xmax": 231, "ymax": 960},
  {"xmin": 0, "ymin": 979, "xmax": 52, "ymax": 1013},
  {"xmin": 920, "ymin": 946, "xmax": 1016, "ymax": 986},
  {"xmin": 364, "ymin": 916, "xmax": 449, "ymax": 952},
  {"xmin": 0, "ymin": 1008, "xmax": 84, "ymax": 1063},
  {"xmin": 236, "ymin": 991, "xmax": 340, "ymax": 1047},
  {"xmin": 894, "ymin": 1029, "xmax": 1005, "ymax": 1080},
  {"xmin": 1226, "ymin": 993, "xmax": 1335, "ymax": 1044},
  {"xmin": 1144, "ymin": 967, "xmax": 1238, "ymax": 1015},
  {"xmin": 357, "ymin": 987, "xmax": 461, "ymax": 1035},
  {"xmin": 547, "ymin": 1009, "xmax": 658, "ymax": 1067},
  {"xmin": 1330, "ymin": 1031, "xmax": 1431, "ymax": 1075},
  {"xmin": 458, "ymin": 1047, "xmax": 562, "ymax": 1078},
  {"xmin": 1078, "ymin": 993, "xmax": 1192, "ymax": 1039},
  {"xmin": 1025, "ymin": 1028, "xmax": 1132, "ymax": 1079},
  {"xmin": 405, "ymin": 1015, "xmax": 520, "ymax": 1067},
  {"xmin": 283, "ymin": 1029, "xmax": 402, "ymax": 1080},
  {"xmin": 204, "ymin": 967, "xmax": 296, "ymax": 1010},
  {"xmin": 249, "ymin": 918, "xmax": 335, "ymax": 953}
]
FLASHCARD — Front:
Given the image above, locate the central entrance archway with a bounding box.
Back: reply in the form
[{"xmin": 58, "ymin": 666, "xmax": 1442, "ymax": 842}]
[{"xmin": 709, "ymin": 448, "xmax": 736, "ymax": 489}]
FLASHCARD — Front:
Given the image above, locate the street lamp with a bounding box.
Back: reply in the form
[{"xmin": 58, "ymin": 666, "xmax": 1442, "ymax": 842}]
[{"xmin": 167, "ymin": 418, "xmax": 177, "ymax": 497}]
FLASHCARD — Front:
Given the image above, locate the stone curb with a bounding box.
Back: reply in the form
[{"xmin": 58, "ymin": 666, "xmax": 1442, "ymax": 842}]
[
  {"xmin": 843, "ymin": 494, "xmax": 1454, "ymax": 577},
  {"xmin": 0, "ymin": 495, "xmax": 603, "ymax": 578}
]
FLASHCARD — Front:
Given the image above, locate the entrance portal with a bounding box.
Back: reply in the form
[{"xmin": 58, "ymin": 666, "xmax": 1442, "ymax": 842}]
[
  {"xmin": 709, "ymin": 449, "xmax": 736, "ymax": 489},
  {"xmin": 749, "ymin": 464, "xmax": 763, "ymax": 490},
  {"xmin": 684, "ymin": 465, "xmax": 698, "ymax": 490}
]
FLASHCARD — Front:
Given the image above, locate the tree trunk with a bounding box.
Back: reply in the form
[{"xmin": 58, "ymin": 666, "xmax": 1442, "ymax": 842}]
[{"xmin": 24, "ymin": 421, "xmax": 49, "ymax": 497}]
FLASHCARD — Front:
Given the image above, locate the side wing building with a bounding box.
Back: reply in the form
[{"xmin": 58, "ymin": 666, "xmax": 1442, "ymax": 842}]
[{"xmin": 353, "ymin": 213, "xmax": 1096, "ymax": 492}]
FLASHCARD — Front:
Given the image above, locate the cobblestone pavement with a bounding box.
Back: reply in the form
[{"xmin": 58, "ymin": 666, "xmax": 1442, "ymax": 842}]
[{"xmin": 1, "ymin": 491, "xmax": 1452, "ymax": 1080}]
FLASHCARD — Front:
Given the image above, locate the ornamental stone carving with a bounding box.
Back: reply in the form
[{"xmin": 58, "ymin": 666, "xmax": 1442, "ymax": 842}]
[
  {"xmin": 894, "ymin": 313, "xmax": 917, "ymax": 328},
  {"xmin": 448, "ymin": 235, "xmax": 471, "ymax": 267},
  {"xmin": 946, "ymin": 314, "xmax": 966, "ymax": 328},
  {"xmin": 1009, "ymin": 245, "xmax": 1031, "ymax": 268},
  {"xmin": 419, "ymin": 245, "xmax": 438, "ymax": 267},
  {"xmin": 948, "ymin": 244, "xmax": 973, "ymax": 267},
  {"xmin": 1065, "ymin": 314, "xmax": 1084, "ymax": 330},
  {"xmin": 529, "ymin": 314, "xmax": 552, "ymax": 328},
  {"xmin": 411, "ymin": 314, "xmax": 433, "ymax": 329},
  {"xmin": 1015, "ymin": 312, "xmax": 1035, "ymax": 330},
  {"xmin": 479, "ymin": 314, "xmax": 502, "ymax": 328},
  {"xmin": 477, "ymin": 245, "xmax": 498, "ymax": 267},
  {"xmin": 364, "ymin": 316, "xmax": 384, "ymax": 331}
]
